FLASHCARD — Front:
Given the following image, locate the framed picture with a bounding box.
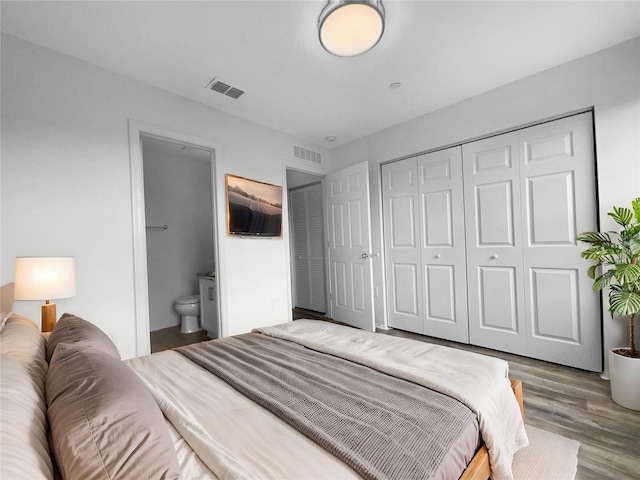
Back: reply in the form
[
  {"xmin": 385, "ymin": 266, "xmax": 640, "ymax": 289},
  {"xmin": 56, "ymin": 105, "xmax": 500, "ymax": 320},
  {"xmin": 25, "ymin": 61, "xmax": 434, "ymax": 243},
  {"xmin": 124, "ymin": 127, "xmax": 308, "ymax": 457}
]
[{"xmin": 226, "ymin": 174, "xmax": 282, "ymax": 237}]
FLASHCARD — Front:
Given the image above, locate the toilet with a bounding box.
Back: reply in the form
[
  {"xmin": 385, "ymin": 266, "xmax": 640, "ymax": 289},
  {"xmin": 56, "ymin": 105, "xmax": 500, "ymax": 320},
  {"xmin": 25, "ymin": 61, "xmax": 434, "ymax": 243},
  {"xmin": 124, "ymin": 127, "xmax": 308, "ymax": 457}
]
[{"xmin": 174, "ymin": 294, "xmax": 202, "ymax": 334}]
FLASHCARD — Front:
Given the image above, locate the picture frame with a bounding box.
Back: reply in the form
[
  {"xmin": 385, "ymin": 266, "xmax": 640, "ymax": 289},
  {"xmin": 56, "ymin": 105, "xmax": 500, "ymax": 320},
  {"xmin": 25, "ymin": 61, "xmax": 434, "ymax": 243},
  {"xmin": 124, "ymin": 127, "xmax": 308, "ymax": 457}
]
[{"xmin": 225, "ymin": 174, "xmax": 283, "ymax": 237}]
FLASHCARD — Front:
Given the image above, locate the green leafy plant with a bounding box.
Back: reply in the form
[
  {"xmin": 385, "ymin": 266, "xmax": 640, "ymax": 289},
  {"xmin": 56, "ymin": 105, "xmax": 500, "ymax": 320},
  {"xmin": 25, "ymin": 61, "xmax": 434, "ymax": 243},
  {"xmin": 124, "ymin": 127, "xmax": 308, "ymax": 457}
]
[{"xmin": 577, "ymin": 197, "xmax": 640, "ymax": 359}]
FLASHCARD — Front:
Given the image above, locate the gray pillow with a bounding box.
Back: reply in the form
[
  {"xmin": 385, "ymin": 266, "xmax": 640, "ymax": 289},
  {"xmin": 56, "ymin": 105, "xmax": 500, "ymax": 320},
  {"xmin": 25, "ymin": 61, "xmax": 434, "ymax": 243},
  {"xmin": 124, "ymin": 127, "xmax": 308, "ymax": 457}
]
[
  {"xmin": 46, "ymin": 313, "xmax": 119, "ymax": 362},
  {"xmin": 46, "ymin": 343, "xmax": 181, "ymax": 480}
]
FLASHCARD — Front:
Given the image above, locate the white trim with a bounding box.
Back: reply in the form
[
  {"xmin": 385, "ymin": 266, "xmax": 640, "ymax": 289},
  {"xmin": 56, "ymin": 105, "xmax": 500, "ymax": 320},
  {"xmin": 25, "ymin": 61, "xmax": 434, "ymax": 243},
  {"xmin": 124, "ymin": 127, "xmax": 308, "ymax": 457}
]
[{"xmin": 128, "ymin": 120, "xmax": 225, "ymax": 356}]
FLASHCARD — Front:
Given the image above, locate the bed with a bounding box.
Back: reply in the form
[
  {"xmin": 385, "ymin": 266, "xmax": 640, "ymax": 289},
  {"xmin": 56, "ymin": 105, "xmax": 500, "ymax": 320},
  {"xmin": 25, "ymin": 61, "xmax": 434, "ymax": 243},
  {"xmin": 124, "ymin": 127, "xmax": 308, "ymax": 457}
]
[{"xmin": 0, "ymin": 313, "xmax": 528, "ymax": 480}]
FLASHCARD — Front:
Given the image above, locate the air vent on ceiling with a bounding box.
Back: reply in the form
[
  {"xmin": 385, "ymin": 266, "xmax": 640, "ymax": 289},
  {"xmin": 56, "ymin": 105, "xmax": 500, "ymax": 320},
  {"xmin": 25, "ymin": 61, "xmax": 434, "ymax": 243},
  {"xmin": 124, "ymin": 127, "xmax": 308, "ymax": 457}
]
[
  {"xmin": 206, "ymin": 77, "xmax": 245, "ymax": 99},
  {"xmin": 294, "ymin": 145, "xmax": 322, "ymax": 164}
]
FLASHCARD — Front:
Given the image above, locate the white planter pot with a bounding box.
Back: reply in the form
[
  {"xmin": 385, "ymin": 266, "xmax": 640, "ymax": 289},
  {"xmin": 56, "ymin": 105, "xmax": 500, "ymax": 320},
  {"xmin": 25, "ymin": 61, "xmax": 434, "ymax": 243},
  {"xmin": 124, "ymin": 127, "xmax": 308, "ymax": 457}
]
[{"xmin": 608, "ymin": 348, "xmax": 640, "ymax": 411}]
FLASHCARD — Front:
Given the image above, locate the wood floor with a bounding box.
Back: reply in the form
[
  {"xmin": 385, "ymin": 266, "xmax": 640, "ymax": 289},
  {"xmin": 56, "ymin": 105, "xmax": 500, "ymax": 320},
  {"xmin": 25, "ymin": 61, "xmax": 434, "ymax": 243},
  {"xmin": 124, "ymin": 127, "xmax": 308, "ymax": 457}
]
[
  {"xmin": 150, "ymin": 325, "xmax": 210, "ymax": 353},
  {"xmin": 151, "ymin": 311, "xmax": 640, "ymax": 480}
]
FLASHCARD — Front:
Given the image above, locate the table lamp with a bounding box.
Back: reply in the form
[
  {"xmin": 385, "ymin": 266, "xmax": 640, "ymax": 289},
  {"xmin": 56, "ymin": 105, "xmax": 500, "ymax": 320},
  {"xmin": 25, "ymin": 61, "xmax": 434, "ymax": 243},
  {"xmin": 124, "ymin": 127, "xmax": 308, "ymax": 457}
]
[{"xmin": 14, "ymin": 257, "xmax": 76, "ymax": 332}]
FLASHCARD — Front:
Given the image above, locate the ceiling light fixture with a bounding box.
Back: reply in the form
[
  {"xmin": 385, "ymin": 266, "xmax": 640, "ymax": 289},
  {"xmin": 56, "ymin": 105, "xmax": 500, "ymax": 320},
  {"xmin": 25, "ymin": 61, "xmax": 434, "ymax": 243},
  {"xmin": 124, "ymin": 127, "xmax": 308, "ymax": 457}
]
[{"xmin": 318, "ymin": 1, "xmax": 385, "ymax": 57}]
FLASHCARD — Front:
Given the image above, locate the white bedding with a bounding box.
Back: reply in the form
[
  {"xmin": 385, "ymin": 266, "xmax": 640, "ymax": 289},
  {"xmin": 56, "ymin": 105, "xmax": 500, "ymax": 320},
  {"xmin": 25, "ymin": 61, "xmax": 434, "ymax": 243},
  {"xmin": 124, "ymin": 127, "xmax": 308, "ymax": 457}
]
[
  {"xmin": 166, "ymin": 420, "xmax": 219, "ymax": 480},
  {"xmin": 0, "ymin": 316, "xmax": 54, "ymax": 480},
  {"xmin": 128, "ymin": 320, "xmax": 528, "ymax": 480},
  {"xmin": 127, "ymin": 350, "xmax": 363, "ymax": 480},
  {"xmin": 256, "ymin": 320, "xmax": 529, "ymax": 480}
]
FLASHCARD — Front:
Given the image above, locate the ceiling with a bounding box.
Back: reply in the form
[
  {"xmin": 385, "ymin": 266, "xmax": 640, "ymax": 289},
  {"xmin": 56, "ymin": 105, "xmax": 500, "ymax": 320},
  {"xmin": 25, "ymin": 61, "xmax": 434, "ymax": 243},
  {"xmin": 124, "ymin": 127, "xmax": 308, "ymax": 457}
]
[{"xmin": 2, "ymin": 1, "xmax": 639, "ymax": 149}]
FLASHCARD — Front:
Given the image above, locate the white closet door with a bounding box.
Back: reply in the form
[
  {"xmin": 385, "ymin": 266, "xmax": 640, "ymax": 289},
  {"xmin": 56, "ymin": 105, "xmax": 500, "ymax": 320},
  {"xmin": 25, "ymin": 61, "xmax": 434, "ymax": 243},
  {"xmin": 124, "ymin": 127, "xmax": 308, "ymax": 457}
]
[
  {"xmin": 290, "ymin": 184, "xmax": 327, "ymax": 313},
  {"xmin": 463, "ymin": 134, "xmax": 527, "ymax": 354},
  {"xmin": 519, "ymin": 112, "xmax": 600, "ymax": 371},
  {"xmin": 290, "ymin": 188, "xmax": 311, "ymax": 310},
  {"xmin": 306, "ymin": 183, "xmax": 327, "ymax": 313},
  {"xmin": 464, "ymin": 112, "xmax": 600, "ymax": 370},
  {"xmin": 418, "ymin": 147, "xmax": 469, "ymax": 342},
  {"xmin": 382, "ymin": 159, "xmax": 423, "ymax": 333}
]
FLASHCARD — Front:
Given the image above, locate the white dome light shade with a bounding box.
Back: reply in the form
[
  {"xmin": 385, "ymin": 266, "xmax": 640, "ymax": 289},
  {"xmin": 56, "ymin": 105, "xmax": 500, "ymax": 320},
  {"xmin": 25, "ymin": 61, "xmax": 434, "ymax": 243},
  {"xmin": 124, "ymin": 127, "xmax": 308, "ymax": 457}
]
[{"xmin": 319, "ymin": 1, "xmax": 385, "ymax": 57}]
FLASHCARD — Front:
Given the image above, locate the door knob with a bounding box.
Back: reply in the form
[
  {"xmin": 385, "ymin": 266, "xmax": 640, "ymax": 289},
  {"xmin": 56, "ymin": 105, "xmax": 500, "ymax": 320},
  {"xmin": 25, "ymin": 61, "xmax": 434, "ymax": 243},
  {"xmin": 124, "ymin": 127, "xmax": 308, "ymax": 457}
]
[
  {"xmin": 490, "ymin": 254, "xmax": 499, "ymax": 260},
  {"xmin": 434, "ymin": 254, "xmax": 441, "ymax": 259},
  {"xmin": 361, "ymin": 253, "xmax": 371, "ymax": 259}
]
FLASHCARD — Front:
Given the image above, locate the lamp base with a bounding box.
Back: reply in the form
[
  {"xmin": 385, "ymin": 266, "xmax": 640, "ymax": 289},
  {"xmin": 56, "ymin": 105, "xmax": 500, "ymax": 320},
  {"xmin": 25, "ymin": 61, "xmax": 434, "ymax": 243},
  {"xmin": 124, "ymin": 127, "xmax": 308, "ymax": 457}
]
[{"xmin": 42, "ymin": 302, "xmax": 57, "ymax": 332}]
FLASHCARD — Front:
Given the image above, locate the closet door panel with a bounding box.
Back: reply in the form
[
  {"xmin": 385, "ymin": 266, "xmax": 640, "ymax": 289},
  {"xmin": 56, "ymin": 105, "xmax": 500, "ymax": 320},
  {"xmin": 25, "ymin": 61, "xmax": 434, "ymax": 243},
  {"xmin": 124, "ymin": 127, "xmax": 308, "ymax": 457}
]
[
  {"xmin": 290, "ymin": 189, "xmax": 311, "ymax": 310},
  {"xmin": 306, "ymin": 184, "xmax": 327, "ymax": 313},
  {"xmin": 423, "ymin": 191, "xmax": 453, "ymax": 246},
  {"xmin": 477, "ymin": 266, "xmax": 519, "ymax": 332},
  {"xmin": 425, "ymin": 265, "xmax": 455, "ymax": 322},
  {"xmin": 290, "ymin": 184, "xmax": 326, "ymax": 313},
  {"xmin": 530, "ymin": 268, "xmax": 580, "ymax": 341},
  {"xmin": 464, "ymin": 135, "xmax": 527, "ymax": 354},
  {"xmin": 394, "ymin": 263, "xmax": 420, "ymax": 316},
  {"xmin": 526, "ymin": 172, "xmax": 576, "ymax": 244},
  {"xmin": 418, "ymin": 147, "xmax": 468, "ymax": 342},
  {"xmin": 474, "ymin": 181, "xmax": 516, "ymax": 246},
  {"xmin": 382, "ymin": 160, "xmax": 423, "ymax": 333},
  {"xmin": 520, "ymin": 112, "xmax": 600, "ymax": 371}
]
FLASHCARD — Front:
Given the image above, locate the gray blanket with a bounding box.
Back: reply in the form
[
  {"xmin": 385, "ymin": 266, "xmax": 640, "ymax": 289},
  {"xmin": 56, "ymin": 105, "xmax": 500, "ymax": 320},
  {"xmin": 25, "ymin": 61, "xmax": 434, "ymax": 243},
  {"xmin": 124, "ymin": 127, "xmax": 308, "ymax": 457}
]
[{"xmin": 176, "ymin": 333, "xmax": 477, "ymax": 480}]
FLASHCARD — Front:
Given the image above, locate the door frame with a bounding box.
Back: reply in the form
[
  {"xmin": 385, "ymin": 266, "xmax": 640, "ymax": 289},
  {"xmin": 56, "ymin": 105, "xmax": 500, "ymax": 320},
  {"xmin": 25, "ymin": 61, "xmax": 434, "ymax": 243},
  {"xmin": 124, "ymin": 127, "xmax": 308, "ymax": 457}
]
[
  {"xmin": 129, "ymin": 120, "xmax": 223, "ymax": 356},
  {"xmin": 282, "ymin": 159, "xmax": 327, "ymax": 321}
]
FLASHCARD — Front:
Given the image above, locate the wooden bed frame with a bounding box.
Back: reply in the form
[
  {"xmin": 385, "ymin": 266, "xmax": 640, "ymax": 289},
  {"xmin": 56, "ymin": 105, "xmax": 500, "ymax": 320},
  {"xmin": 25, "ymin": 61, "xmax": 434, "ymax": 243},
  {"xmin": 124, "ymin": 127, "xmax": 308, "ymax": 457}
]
[{"xmin": 460, "ymin": 379, "xmax": 525, "ymax": 480}]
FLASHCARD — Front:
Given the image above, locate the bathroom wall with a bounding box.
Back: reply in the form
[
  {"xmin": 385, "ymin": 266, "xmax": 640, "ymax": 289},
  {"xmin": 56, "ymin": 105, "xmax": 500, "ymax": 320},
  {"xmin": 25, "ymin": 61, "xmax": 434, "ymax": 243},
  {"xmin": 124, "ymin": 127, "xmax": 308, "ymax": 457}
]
[{"xmin": 142, "ymin": 137, "xmax": 215, "ymax": 331}]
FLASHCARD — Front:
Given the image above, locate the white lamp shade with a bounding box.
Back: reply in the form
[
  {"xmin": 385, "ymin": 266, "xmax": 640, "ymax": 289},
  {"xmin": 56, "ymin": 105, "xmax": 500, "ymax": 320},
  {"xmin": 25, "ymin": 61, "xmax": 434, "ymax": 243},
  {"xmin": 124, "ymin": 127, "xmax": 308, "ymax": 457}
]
[
  {"xmin": 319, "ymin": 1, "xmax": 385, "ymax": 56},
  {"xmin": 14, "ymin": 257, "xmax": 76, "ymax": 300}
]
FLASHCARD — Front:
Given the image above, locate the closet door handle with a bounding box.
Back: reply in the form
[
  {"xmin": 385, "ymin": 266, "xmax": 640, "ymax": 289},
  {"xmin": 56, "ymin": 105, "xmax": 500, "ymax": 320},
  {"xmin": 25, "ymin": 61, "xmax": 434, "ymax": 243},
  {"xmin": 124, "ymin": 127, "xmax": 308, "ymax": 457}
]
[{"xmin": 208, "ymin": 287, "xmax": 215, "ymax": 301}]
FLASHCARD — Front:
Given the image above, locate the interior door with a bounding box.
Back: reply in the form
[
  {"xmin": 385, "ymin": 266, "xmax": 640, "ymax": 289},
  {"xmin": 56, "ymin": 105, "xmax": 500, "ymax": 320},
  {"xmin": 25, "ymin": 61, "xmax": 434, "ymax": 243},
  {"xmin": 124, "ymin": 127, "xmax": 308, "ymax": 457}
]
[
  {"xmin": 519, "ymin": 112, "xmax": 601, "ymax": 371},
  {"xmin": 463, "ymin": 134, "xmax": 527, "ymax": 354},
  {"xmin": 382, "ymin": 158, "xmax": 423, "ymax": 333},
  {"xmin": 324, "ymin": 161, "xmax": 375, "ymax": 331},
  {"xmin": 418, "ymin": 147, "xmax": 469, "ymax": 343}
]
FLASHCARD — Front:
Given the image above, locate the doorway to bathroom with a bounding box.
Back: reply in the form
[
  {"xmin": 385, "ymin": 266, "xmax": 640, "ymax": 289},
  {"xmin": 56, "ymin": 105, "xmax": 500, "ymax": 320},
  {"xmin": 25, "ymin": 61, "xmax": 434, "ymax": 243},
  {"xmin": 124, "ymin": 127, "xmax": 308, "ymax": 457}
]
[
  {"xmin": 129, "ymin": 121, "xmax": 223, "ymax": 357},
  {"xmin": 141, "ymin": 135, "xmax": 216, "ymax": 337}
]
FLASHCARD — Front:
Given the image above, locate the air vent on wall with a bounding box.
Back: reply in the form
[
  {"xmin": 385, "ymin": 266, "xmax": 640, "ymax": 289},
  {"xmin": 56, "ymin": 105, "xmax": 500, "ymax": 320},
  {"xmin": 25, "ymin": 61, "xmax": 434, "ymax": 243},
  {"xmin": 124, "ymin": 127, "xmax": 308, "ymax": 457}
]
[
  {"xmin": 294, "ymin": 145, "xmax": 322, "ymax": 164},
  {"xmin": 206, "ymin": 77, "xmax": 245, "ymax": 99}
]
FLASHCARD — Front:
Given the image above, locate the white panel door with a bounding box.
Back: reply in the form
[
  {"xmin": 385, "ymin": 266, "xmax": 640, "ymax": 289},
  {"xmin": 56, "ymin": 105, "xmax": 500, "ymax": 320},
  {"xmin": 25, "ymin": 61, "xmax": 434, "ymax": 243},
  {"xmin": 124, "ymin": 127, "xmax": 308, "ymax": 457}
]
[
  {"xmin": 463, "ymin": 134, "xmax": 527, "ymax": 354},
  {"xmin": 464, "ymin": 112, "xmax": 600, "ymax": 370},
  {"xmin": 520, "ymin": 112, "xmax": 600, "ymax": 371},
  {"xmin": 325, "ymin": 161, "xmax": 375, "ymax": 331},
  {"xmin": 418, "ymin": 147, "xmax": 469, "ymax": 343},
  {"xmin": 382, "ymin": 159, "xmax": 423, "ymax": 333}
]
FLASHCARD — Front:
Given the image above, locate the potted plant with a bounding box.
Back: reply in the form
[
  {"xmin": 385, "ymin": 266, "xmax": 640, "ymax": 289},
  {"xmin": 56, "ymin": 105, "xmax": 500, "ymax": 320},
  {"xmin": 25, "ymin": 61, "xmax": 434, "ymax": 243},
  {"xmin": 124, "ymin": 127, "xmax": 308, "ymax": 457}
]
[{"xmin": 577, "ymin": 197, "xmax": 640, "ymax": 410}]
